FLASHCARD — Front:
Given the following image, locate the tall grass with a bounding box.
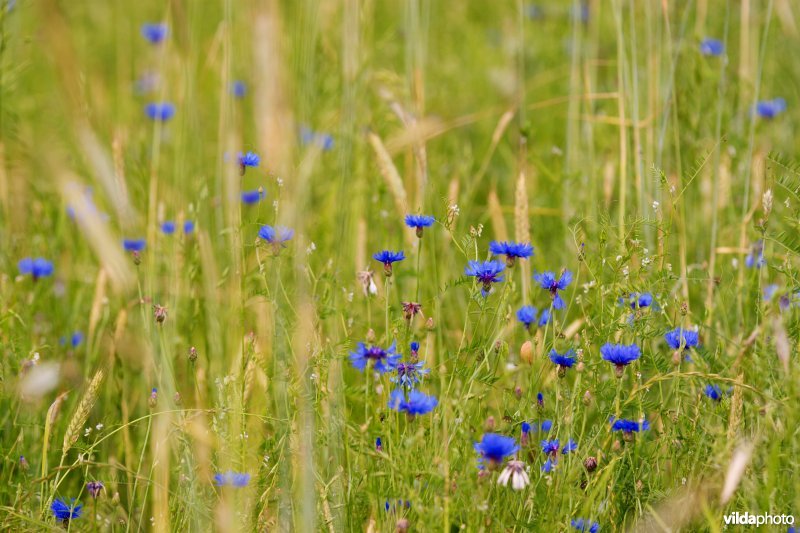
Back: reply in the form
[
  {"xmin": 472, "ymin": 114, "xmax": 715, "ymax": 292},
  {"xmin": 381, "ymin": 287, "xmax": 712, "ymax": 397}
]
[{"xmin": 1, "ymin": 0, "xmax": 799, "ymax": 531}]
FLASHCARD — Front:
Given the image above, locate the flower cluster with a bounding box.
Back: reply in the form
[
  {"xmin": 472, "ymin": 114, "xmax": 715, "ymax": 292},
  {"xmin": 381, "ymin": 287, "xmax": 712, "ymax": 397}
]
[
  {"xmin": 18, "ymin": 258, "xmax": 54, "ymax": 280},
  {"xmin": 214, "ymin": 471, "xmax": 251, "ymax": 487},
  {"xmin": 516, "ymin": 305, "xmax": 552, "ymax": 329}
]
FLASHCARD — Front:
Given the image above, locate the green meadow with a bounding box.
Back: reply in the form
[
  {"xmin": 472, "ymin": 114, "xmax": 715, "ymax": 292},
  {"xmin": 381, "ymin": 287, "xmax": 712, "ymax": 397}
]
[{"xmin": 1, "ymin": 1, "xmax": 799, "ymax": 531}]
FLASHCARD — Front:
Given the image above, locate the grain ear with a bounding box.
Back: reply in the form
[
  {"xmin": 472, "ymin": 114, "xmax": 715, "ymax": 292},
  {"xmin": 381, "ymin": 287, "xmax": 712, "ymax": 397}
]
[{"xmin": 62, "ymin": 370, "xmax": 105, "ymax": 455}]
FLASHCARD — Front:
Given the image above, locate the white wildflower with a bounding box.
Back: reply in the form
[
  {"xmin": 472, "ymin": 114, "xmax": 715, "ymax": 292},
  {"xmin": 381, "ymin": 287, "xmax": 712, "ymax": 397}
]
[{"xmin": 497, "ymin": 460, "xmax": 530, "ymax": 491}]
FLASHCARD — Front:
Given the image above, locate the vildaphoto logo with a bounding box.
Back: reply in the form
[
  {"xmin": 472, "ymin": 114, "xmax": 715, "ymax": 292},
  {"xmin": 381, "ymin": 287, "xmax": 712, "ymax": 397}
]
[{"xmin": 723, "ymin": 512, "xmax": 795, "ymax": 526}]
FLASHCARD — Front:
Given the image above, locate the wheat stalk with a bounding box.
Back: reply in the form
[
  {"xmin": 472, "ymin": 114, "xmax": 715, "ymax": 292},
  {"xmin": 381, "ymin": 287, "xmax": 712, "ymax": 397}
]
[
  {"xmin": 488, "ymin": 189, "xmax": 508, "ymax": 242},
  {"xmin": 42, "ymin": 391, "xmax": 69, "ymax": 479},
  {"xmin": 62, "ymin": 369, "xmax": 105, "ymax": 455},
  {"xmin": 515, "ymin": 169, "xmax": 531, "ymax": 301},
  {"xmin": 367, "ymin": 131, "xmax": 408, "ymax": 217}
]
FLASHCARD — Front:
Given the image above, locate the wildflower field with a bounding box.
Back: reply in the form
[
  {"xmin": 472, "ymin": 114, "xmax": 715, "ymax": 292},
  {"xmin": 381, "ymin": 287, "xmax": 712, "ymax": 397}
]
[{"xmin": 2, "ymin": 1, "xmax": 800, "ymax": 531}]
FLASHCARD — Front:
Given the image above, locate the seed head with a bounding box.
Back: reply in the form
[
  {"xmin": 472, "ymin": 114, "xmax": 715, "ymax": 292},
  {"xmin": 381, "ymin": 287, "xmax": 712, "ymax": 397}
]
[{"xmin": 153, "ymin": 305, "xmax": 168, "ymax": 324}]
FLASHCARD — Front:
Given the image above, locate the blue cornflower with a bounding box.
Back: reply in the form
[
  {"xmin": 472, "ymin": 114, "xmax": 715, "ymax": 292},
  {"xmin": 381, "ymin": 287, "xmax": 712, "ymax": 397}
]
[
  {"xmin": 700, "ymin": 38, "xmax": 724, "ymax": 56},
  {"xmin": 620, "ymin": 292, "xmax": 653, "ymax": 309},
  {"xmin": 374, "ymin": 250, "xmax": 405, "ymax": 277},
  {"xmin": 18, "ymin": 258, "xmax": 54, "ymax": 279},
  {"xmin": 745, "ymin": 241, "xmax": 766, "ymax": 268},
  {"xmin": 516, "ymin": 306, "xmax": 537, "ymax": 329},
  {"xmin": 409, "ymin": 341, "xmax": 420, "ymax": 355},
  {"xmin": 86, "ymin": 481, "xmax": 104, "ymax": 499},
  {"xmin": 601, "ymin": 343, "xmax": 641, "ymax": 377},
  {"xmin": 317, "ymin": 133, "xmax": 334, "ymax": 151},
  {"xmin": 756, "ymin": 98, "xmax": 787, "ymax": 119},
  {"xmin": 664, "ymin": 328, "xmax": 699, "ymax": 351},
  {"xmin": 66, "ymin": 186, "xmax": 107, "ymax": 222},
  {"xmin": 537, "ymin": 392, "xmax": 544, "ymax": 407},
  {"xmin": 704, "ymin": 384, "xmax": 723, "ymax": 401},
  {"xmin": 384, "ymin": 500, "xmax": 411, "ymax": 513},
  {"xmin": 571, "ymin": 518, "xmax": 601, "ymax": 533},
  {"xmin": 299, "ymin": 126, "xmax": 334, "ymax": 151},
  {"xmin": 184, "ymin": 220, "xmax": 195, "ymax": 234},
  {"xmin": 562, "ymin": 439, "xmax": 578, "ymax": 454},
  {"xmin": 123, "ymin": 238, "xmax": 146, "ymax": 252},
  {"xmin": 405, "ymin": 214, "xmax": 435, "ymax": 238},
  {"xmin": 489, "ymin": 241, "xmax": 534, "ymax": 267},
  {"xmin": 241, "ymin": 188, "xmax": 265, "ymax": 205},
  {"xmin": 258, "ymin": 225, "xmax": 294, "ymax": 250},
  {"xmin": 778, "ymin": 292, "xmax": 800, "ymax": 312},
  {"xmin": 231, "ymin": 81, "xmax": 246, "ymax": 98},
  {"xmin": 50, "ymin": 498, "xmax": 82, "ymax": 523},
  {"xmin": 349, "ymin": 341, "xmax": 401, "ymax": 374},
  {"xmin": 141, "ymin": 23, "xmax": 168, "ymax": 44},
  {"xmin": 388, "ymin": 389, "xmax": 438, "ymax": 417},
  {"xmin": 391, "ymin": 360, "xmax": 430, "ymax": 388},
  {"xmin": 541, "ymin": 439, "xmax": 560, "ymax": 456},
  {"xmin": 540, "ymin": 438, "xmax": 568, "ymax": 471},
  {"xmin": 610, "ymin": 417, "xmax": 650, "ymax": 434},
  {"xmin": 144, "ymin": 102, "xmax": 175, "ymax": 121},
  {"xmin": 70, "ymin": 332, "xmax": 84, "ymax": 348},
  {"xmin": 394, "ymin": 357, "xmax": 426, "ymax": 384},
  {"xmin": 520, "ymin": 421, "xmax": 532, "ymax": 446},
  {"xmin": 299, "ymin": 126, "xmax": 316, "ymax": 146},
  {"xmin": 161, "ymin": 221, "xmax": 176, "ymax": 234},
  {"xmin": 763, "ymin": 284, "xmax": 779, "ymax": 301},
  {"xmin": 376, "ymin": 437, "xmax": 383, "ymax": 451},
  {"xmin": 465, "ymin": 260, "xmax": 505, "ymax": 296},
  {"xmin": 538, "ymin": 308, "xmax": 552, "ymax": 327},
  {"xmin": 474, "ymin": 433, "xmax": 519, "ymax": 465},
  {"xmin": 534, "ymin": 270, "xmax": 572, "ymax": 309},
  {"xmin": 213, "ymin": 471, "xmax": 251, "ymax": 487},
  {"xmin": 526, "ymin": 420, "xmax": 553, "ymax": 434},
  {"xmin": 238, "ymin": 151, "xmax": 260, "ymax": 175},
  {"xmin": 549, "ymin": 349, "xmax": 577, "ymax": 370}
]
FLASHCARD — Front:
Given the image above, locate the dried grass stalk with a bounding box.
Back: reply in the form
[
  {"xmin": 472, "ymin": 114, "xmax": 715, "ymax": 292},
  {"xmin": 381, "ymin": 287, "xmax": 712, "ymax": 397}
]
[
  {"xmin": 773, "ymin": 317, "xmax": 791, "ymax": 373},
  {"xmin": 42, "ymin": 391, "xmax": 69, "ymax": 478},
  {"xmin": 368, "ymin": 131, "xmax": 408, "ymax": 218},
  {"xmin": 488, "ymin": 189, "xmax": 508, "ymax": 242},
  {"xmin": 720, "ymin": 442, "xmax": 754, "ymax": 504}
]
